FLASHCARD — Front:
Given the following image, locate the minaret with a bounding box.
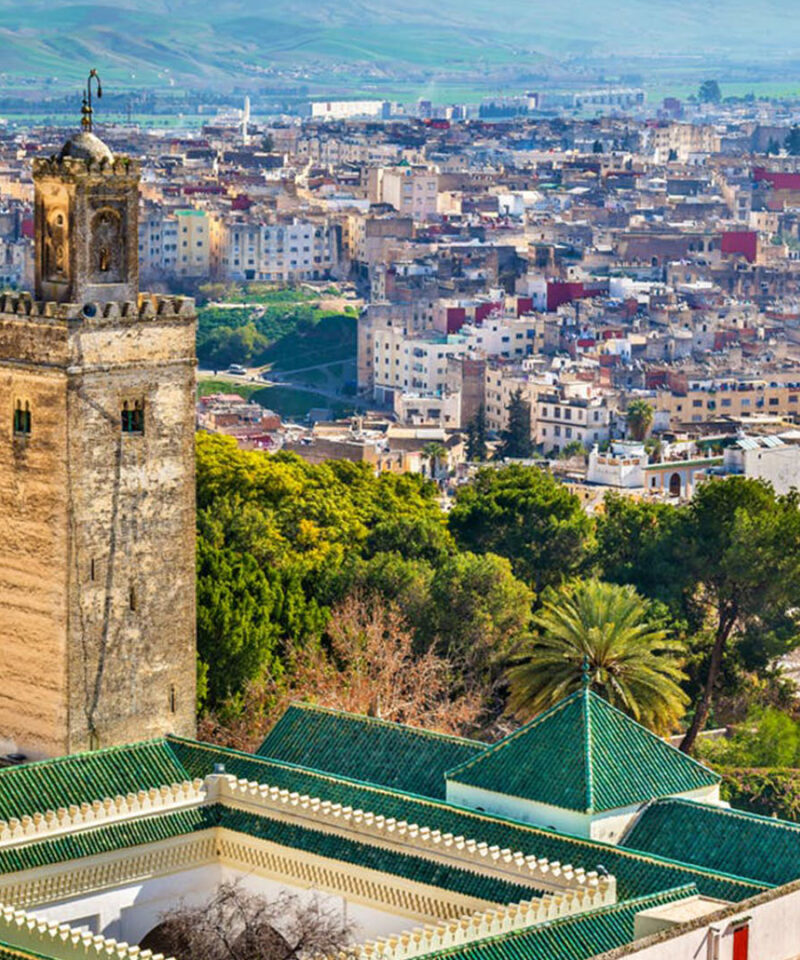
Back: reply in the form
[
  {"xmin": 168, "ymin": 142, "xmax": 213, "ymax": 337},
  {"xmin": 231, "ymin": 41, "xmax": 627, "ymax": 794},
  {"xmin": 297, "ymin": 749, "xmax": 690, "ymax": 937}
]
[{"xmin": 0, "ymin": 71, "xmax": 197, "ymax": 758}]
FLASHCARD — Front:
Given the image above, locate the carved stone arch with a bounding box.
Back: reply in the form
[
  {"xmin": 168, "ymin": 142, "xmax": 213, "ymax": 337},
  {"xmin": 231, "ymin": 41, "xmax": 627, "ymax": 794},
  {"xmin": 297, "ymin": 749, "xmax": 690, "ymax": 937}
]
[{"xmin": 90, "ymin": 206, "xmax": 124, "ymax": 282}]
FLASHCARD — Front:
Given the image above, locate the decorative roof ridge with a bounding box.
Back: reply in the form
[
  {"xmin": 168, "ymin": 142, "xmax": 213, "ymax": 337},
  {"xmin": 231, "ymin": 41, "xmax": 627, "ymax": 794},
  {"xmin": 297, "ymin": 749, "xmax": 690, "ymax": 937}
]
[
  {"xmin": 0, "ymin": 902, "xmax": 173, "ymax": 960},
  {"xmin": 345, "ymin": 883, "xmax": 619, "ymax": 960},
  {"xmin": 0, "ymin": 779, "xmax": 205, "ymax": 849},
  {"xmin": 582, "ymin": 687, "xmax": 595, "ymax": 814},
  {"xmin": 276, "ymin": 702, "xmax": 485, "ymax": 748},
  {"xmin": 208, "ymin": 773, "xmax": 614, "ymax": 896},
  {"xmin": 408, "ymin": 884, "xmax": 699, "ymax": 960},
  {"xmin": 444, "ymin": 692, "xmax": 585, "ymax": 782}
]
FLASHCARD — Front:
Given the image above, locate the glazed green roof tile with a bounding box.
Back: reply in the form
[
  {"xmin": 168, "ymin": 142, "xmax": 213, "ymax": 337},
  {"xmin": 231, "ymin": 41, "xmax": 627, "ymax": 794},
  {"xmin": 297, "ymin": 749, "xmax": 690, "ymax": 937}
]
[
  {"xmin": 0, "ymin": 942, "xmax": 54, "ymax": 960},
  {"xmin": 0, "ymin": 740, "xmax": 188, "ymax": 823},
  {"xmin": 420, "ymin": 886, "xmax": 698, "ymax": 960},
  {"xmin": 165, "ymin": 736, "xmax": 764, "ymax": 903},
  {"xmin": 621, "ymin": 797, "xmax": 800, "ymax": 887},
  {"xmin": 0, "ymin": 807, "xmax": 212, "ymax": 875},
  {"xmin": 0, "ymin": 800, "xmax": 541, "ymax": 907},
  {"xmin": 445, "ymin": 690, "xmax": 719, "ymax": 813},
  {"xmin": 257, "ymin": 703, "xmax": 483, "ymax": 798},
  {"xmin": 214, "ymin": 807, "xmax": 544, "ymax": 904}
]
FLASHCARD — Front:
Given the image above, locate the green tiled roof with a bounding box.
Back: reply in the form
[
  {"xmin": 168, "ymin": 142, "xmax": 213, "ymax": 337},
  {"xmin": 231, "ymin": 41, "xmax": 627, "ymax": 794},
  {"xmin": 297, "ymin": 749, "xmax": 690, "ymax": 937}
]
[
  {"xmin": 0, "ymin": 807, "xmax": 212, "ymax": 876},
  {"xmin": 0, "ymin": 800, "xmax": 540, "ymax": 907},
  {"xmin": 0, "ymin": 942, "xmax": 53, "ymax": 960},
  {"xmin": 0, "ymin": 740, "xmax": 188, "ymax": 823},
  {"xmin": 214, "ymin": 807, "xmax": 543, "ymax": 904},
  {"xmin": 621, "ymin": 797, "xmax": 800, "ymax": 887},
  {"xmin": 257, "ymin": 703, "xmax": 483, "ymax": 799},
  {"xmin": 445, "ymin": 690, "xmax": 719, "ymax": 813},
  {"xmin": 166, "ymin": 737, "xmax": 763, "ymax": 903},
  {"xmin": 421, "ymin": 886, "xmax": 698, "ymax": 960}
]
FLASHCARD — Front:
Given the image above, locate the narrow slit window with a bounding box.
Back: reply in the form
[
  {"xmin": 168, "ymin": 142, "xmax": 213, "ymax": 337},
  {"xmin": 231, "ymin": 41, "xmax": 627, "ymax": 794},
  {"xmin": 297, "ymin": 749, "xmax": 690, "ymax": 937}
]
[
  {"xmin": 129, "ymin": 586, "xmax": 137, "ymax": 611},
  {"xmin": 90, "ymin": 558, "xmax": 96, "ymax": 581},
  {"xmin": 13, "ymin": 401, "xmax": 31, "ymax": 436},
  {"xmin": 121, "ymin": 400, "xmax": 144, "ymax": 434},
  {"xmin": 169, "ymin": 684, "xmax": 177, "ymax": 714}
]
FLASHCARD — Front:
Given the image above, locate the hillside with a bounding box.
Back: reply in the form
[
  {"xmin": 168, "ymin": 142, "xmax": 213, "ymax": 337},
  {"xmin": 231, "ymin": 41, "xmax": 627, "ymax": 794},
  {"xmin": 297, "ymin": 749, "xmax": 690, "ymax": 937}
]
[{"xmin": 2, "ymin": 0, "xmax": 800, "ymax": 88}]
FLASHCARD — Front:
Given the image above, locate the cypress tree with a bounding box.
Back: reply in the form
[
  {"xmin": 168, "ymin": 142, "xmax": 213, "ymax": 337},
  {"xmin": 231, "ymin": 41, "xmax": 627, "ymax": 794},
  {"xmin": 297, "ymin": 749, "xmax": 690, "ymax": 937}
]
[{"xmin": 498, "ymin": 389, "xmax": 533, "ymax": 459}]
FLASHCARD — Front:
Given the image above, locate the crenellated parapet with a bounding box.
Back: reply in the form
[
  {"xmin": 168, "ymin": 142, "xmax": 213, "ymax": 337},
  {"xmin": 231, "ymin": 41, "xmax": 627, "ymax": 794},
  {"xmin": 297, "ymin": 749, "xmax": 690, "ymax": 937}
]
[
  {"xmin": 348, "ymin": 883, "xmax": 617, "ymax": 960},
  {"xmin": 208, "ymin": 775, "xmax": 616, "ymax": 898},
  {"xmin": 0, "ymin": 780, "xmax": 205, "ymax": 848},
  {"xmin": 0, "ymin": 902, "xmax": 172, "ymax": 960},
  {"xmin": 0, "ymin": 292, "xmax": 195, "ymax": 324},
  {"xmin": 33, "ymin": 155, "xmax": 141, "ymax": 180}
]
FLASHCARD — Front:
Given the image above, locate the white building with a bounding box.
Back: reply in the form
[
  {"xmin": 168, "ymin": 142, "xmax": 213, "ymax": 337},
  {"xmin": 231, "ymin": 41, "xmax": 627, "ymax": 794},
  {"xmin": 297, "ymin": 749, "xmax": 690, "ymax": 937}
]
[{"xmin": 219, "ymin": 218, "xmax": 338, "ymax": 283}]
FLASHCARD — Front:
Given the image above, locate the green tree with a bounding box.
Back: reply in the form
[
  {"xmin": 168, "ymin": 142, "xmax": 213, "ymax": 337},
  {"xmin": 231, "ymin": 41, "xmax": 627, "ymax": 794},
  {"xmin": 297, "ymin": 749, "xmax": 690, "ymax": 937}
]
[
  {"xmin": 786, "ymin": 127, "xmax": 800, "ymax": 156},
  {"xmin": 698, "ymin": 80, "xmax": 722, "ymax": 103},
  {"xmin": 507, "ymin": 579, "xmax": 688, "ymax": 733},
  {"xmin": 625, "ymin": 398, "xmax": 654, "ymax": 441},
  {"xmin": 261, "ymin": 133, "xmax": 274, "ymax": 152},
  {"xmin": 196, "ymin": 539, "xmax": 283, "ymax": 707},
  {"xmin": 592, "ymin": 139, "xmax": 603, "ymax": 154},
  {"xmin": 466, "ymin": 405, "xmax": 488, "ymax": 462},
  {"xmin": 498, "ymin": 389, "xmax": 533, "ymax": 460},
  {"xmin": 425, "ymin": 552, "xmax": 533, "ymax": 692},
  {"xmin": 679, "ymin": 479, "xmax": 800, "ymax": 752},
  {"xmin": 449, "ymin": 465, "xmax": 592, "ymax": 590},
  {"xmin": 766, "ymin": 137, "xmax": 781, "ymax": 156},
  {"xmin": 365, "ymin": 514, "xmax": 454, "ymax": 566}
]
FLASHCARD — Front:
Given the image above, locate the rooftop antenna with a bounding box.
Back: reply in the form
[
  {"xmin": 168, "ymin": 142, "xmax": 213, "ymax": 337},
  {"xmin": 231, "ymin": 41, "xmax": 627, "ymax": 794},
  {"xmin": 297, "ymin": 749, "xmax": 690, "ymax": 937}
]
[{"xmin": 81, "ymin": 68, "xmax": 103, "ymax": 133}]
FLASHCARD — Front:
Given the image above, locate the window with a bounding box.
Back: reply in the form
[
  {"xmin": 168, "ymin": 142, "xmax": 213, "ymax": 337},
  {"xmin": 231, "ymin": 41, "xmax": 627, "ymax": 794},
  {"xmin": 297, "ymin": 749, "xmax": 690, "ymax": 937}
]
[
  {"xmin": 13, "ymin": 400, "xmax": 31, "ymax": 436},
  {"xmin": 121, "ymin": 400, "xmax": 144, "ymax": 434},
  {"xmin": 170, "ymin": 684, "xmax": 177, "ymax": 714},
  {"xmin": 129, "ymin": 586, "xmax": 137, "ymax": 611}
]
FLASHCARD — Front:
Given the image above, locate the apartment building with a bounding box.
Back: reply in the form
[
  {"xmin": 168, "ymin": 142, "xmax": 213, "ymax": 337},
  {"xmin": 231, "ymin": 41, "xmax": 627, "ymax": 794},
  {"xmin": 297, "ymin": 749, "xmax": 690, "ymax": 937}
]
[
  {"xmin": 219, "ymin": 218, "xmax": 339, "ymax": 282},
  {"xmin": 138, "ymin": 206, "xmax": 180, "ymax": 277},
  {"xmin": 536, "ymin": 384, "xmax": 614, "ymax": 454},
  {"xmin": 484, "ymin": 360, "xmax": 549, "ymax": 437},
  {"xmin": 657, "ymin": 377, "xmax": 800, "ymax": 425},
  {"xmin": 370, "ymin": 165, "xmax": 438, "ymax": 219},
  {"xmin": 372, "ymin": 327, "xmax": 470, "ymax": 404}
]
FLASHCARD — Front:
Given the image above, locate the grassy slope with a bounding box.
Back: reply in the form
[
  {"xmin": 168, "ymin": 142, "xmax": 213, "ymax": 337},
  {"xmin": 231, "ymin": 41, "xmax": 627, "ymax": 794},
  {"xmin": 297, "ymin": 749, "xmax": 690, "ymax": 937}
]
[{"xmin": 4, "ymin": 0, "xmax": 800, "ymax": 86}]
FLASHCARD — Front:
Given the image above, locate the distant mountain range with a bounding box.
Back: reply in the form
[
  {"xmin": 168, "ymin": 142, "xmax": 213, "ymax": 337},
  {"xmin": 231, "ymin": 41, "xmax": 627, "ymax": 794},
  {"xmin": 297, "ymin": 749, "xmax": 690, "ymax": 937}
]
[{"xmin": 1, "ymin": 0, "xmax": 800, "ymax": 89}]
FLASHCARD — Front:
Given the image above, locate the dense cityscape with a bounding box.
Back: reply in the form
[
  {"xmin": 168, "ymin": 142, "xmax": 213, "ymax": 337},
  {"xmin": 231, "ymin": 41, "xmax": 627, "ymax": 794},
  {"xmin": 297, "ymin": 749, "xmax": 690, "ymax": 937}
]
[{"xmin": 2, "ymin": 42, "xmax": 800, "ymax": 960}]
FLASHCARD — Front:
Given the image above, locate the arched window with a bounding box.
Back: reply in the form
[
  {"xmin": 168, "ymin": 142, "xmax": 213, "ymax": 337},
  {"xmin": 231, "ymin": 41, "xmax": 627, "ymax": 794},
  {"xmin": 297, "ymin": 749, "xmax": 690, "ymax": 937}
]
[{"xmin": 13, "ymin": 400, "xmax": 31, "ymax": 436}]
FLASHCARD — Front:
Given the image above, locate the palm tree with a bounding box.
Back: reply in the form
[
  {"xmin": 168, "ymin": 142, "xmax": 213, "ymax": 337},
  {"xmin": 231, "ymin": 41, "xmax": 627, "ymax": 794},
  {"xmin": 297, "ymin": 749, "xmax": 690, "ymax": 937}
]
[
  {"xmin": 422, "ymin": 442, "xmax": 448, "ymax": 480},
  {"xmin": 626, "ymin": 399, "xmax": 654, "ymax": 442},
  {"xmin": 507, "ymin": 579, "xmax": 688, "ymax": 734}
]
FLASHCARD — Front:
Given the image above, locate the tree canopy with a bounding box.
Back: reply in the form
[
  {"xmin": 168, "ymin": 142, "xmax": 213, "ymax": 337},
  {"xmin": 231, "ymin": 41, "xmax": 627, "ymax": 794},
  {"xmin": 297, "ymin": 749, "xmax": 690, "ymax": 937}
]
[{"xmin": 449, "ymin": 464, "xmax": 592, "ymax": 590}]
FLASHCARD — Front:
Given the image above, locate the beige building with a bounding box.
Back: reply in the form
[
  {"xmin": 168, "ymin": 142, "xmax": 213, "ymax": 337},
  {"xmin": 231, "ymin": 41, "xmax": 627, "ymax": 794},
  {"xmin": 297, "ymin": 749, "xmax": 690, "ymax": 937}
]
[
  {"xmin": 174, "ymin": 208, "xmax": 211, "ymax": 277},
  {"xmin": 371, "ymin": 165, "xmax": 439, "ymax": 219},
  {"xmin": 0, "ymin": 129, "xmax": 197, "ymax": 759}
]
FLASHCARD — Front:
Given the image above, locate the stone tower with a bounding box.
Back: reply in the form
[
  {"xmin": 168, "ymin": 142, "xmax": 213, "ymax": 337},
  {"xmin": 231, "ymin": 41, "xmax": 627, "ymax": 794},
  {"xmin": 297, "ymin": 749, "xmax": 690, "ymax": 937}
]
[{"xmin": 0, "ymin": 123, "xmax": 197, "ymax": 759}]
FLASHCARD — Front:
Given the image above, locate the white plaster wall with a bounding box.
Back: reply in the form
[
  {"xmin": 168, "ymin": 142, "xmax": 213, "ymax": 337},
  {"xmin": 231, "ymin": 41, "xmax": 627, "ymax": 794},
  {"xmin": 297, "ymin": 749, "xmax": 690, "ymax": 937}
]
[
  {"xmin": 622, "ymin": 884, "xmax": 800, "ymax": 960},
  {"xmin": 446, "ymin": 782, "xmax": 722, "ymax": 845},
  {"xmin": 446, "ymin": 782, "xmax": 592, "ymax": 837},
  {"xmin": 29, "ymin": 863, "xmax": 413, "ymax": 947}
]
